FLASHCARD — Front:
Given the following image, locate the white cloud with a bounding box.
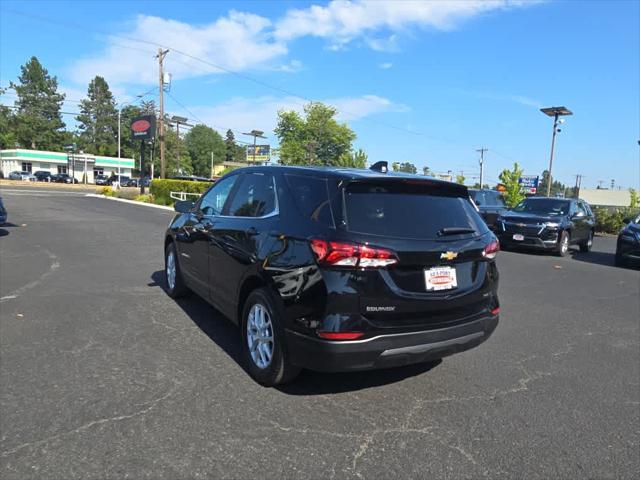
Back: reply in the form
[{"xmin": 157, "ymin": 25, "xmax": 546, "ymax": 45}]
[
  {"xmin": 70, "ymin": 11, "xmax": 287, "ymax": 87},
  {"xmin": 189, "ymin": 94, "xmax": 407, "ymax": 138},
  {"xmin": 378, "ymin": 62, "xmax": 393, "ymax": 69},
  {"xmin": 275, "ymin": 0, "xmax": 534, "ymax": 47},
  {"xmin": 67, "ymin": 1, "xmax": 536, "ymax": 91}
]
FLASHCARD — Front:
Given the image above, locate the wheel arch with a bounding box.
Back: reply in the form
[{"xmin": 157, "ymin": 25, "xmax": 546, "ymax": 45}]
[{"xmin": 236, "ymin": 275, "xmax": 268, "ymax": 325}]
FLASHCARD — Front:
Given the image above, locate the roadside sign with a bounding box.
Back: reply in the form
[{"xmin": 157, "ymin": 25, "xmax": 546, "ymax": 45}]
[
  {"xmin": 246, "ymin": 145, "xmax": 270, "ymax": 162},
  {"xmin": 519, "ymin": 175, "xmax": 539, "ymax": 194},
  {"xmin": 130, "ymin": 115, "xmax": 156, "ymax": 141}
]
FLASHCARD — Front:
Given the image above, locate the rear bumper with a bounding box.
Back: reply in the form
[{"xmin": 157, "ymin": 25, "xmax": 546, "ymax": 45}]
[{"xmin": 285, "ymin": 315, "xmax": 498, "ymax": 372}]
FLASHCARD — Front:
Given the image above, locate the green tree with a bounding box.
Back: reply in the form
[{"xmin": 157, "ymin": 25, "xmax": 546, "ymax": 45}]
[
  {"xmin": 537, "ymin": 170, "xmax": 566, "ymax": 197},
  {"xmin": 275, "ymin": 102, "xmax": 356, "ymax": 166},
  {"xmin": 0, "ymin": 88, "xmax": 17, "ymax": 149},
  {"xmin": 335, "ymin": 148, "xmax": 367, "ymax": 168},
  {"xmin": 629, "ymin": 188, "xmax": 639, "ymax": 209},
  {"xmin": 10, "ymin": 56, "xmax": 66, "ymax": 150},
  {"xmin": 499, "ymin": 162, "xmax": 526, "ymax": 207},
  {"xmin": 422, "ymin": 166, "xmax": 432, "ymax": 176},
  {"xmin": 76, "ymin": 76, "xmax": 118, "ymax": 155},
  {"xmin": 158, "ymin": 127, "xmax": 192, "ymax": 177},
  {"xmin": 456, "ymin": 173, "xmax": 466, "ymax": 185},
  {"xmin": 392, "ymin": 162, "xmax": 417, "ymax": 174},
  {"xmin": 225, "ymin": 129, "xmax": 236, "ymax": 162},
  {"xmin": 184, "ymin": 124, "xmax": 225, "ymax": 176}
]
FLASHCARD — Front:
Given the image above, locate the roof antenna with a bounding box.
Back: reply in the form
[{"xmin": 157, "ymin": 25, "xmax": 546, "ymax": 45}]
[{"xmin": 370, "ymin": 161, "xmax": 388, "ymax": 173}]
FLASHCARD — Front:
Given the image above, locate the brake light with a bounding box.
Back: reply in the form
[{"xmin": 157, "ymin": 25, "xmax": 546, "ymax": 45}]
[
  {"xmin": 310, "ymin": 239, "xmax": 398, "ymax": 268},
  {"xmin": 482, "ymin": 239, "xmax": 500, "ymax": 260},
  {"xmin": 317, "ymin": 331, "xmax": 365, "ymax": 340},
  {"xmin": 491, "ymin": 307, "xmax": 500, "ymax": 316}
]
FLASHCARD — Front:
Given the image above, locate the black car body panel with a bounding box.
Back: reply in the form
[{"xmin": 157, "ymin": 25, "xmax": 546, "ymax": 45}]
[
  {"xmin": 469, "ymin": 189, "xmax": 508, "ymax": 230},
  {"xmin": 165, "ymin": 166, "xmax": 500, "ymax": 373},
  {"xmin": 616, "ymin": 215, "xmax": 640, "ymax": 266},
  {"xmin": 497, "ymin": 197, "xmax": 595, "ymax": 251},
  {"xmin": 34, "ymin": 171, "xmax": 52, "ymax": 182}
]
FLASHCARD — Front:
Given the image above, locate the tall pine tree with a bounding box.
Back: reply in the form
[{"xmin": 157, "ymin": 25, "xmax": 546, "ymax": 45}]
[
  {"xmin": 76, "ymin": 76, "xmax": 118, "ymax": 155},
  {"xmin": 11, "ymin": 57, "xmax": 66, "ymax": 150}
]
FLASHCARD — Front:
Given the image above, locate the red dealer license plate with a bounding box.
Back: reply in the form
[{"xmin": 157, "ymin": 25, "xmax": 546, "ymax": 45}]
[{"xmin": 425, "ymin": 266, "xmax": 457, "ymax": 291}]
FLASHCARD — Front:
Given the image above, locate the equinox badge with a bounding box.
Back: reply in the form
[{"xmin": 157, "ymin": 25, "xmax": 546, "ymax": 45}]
[{"xmin": 440, "ymin": 251, "xmax": 458, "ymax": 261}]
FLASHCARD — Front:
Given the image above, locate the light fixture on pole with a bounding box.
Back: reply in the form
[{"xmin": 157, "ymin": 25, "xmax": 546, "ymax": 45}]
[
  {"xmin": 242, "ymin": 130, "xmax": 267, "ymax": 164},
  {"xmin": 540, "ymin": 106, "xmax": 572, "ymax": 197}
]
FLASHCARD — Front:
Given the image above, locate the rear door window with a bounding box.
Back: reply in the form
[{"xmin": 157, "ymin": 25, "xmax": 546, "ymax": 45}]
[
  {"xmin": 344, "ymin": 183, "xmax": 488, "ymax": 239},
  {"xmin": 226, "ymin": 172, "xmax": 277, "ymax": 218},
  {"xmin": 284, "ymin": 174, "xmax": 334, "ymax": 227}
]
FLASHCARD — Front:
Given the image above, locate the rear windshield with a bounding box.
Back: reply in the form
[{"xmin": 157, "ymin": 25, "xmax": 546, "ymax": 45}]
[{"xmin": 344, "ymin": 183, "xmax": 487, "ymax": 239}]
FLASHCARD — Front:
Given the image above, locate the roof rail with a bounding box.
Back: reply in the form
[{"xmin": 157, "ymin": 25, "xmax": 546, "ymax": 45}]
[{"xmin": 369, "ymin": 161, "xmax": 388, "ymax": 173}]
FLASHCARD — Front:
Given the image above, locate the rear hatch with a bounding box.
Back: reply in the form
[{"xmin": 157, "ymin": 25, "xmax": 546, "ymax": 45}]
[{"xmin": 335, "ymin": 178, "xmax": 498, "ymax": 329}]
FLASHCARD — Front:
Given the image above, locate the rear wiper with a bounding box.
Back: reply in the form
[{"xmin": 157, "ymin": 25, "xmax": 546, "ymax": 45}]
[{"xmin": 437, "ymin": 227, "xmax": 476, "ymax": 237}]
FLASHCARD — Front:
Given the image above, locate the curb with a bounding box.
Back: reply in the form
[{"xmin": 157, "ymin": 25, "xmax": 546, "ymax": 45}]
[{"xmin": 85, "ymin": 194, "xmax": 175, "ymax": 211}]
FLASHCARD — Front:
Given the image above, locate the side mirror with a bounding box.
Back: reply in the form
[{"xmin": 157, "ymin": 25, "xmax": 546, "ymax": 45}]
[
  {"xmin": 623, "ymin": 217, "xmax": 631, "ymax": 224},
  {"xmin": 573, "ymin": 211, "xmax": 585, "ymax": 219},
  {"xmin": 174, "ymin": 200, "xmax": 194, "ymax": 213}
]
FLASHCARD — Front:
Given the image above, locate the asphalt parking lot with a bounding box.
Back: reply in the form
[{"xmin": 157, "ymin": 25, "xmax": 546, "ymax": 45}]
[{"xmin": 1, "ymin": 187, "xmax": 638, "ymax": 479}]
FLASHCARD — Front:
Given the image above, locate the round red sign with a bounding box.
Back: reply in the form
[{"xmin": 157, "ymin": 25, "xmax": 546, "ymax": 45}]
[{"xmin": 131, "ymin": 120, "xmax": 151, "ymax": 133}]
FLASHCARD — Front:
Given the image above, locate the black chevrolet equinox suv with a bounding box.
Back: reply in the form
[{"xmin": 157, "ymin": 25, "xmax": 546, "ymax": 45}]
[{"xmin": 164, "ymin": 166, "xmax": 500, "ymax": 386}]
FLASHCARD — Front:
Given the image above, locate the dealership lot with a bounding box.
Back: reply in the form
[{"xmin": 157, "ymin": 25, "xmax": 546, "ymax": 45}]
[{"xmin": 0, "ymin": 187, "xmax": 638, "ymax": 479}]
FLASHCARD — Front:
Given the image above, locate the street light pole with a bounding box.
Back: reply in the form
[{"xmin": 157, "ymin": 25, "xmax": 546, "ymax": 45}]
[
  {"xmin": 540, "ymin": 106, "xmax": 572, "ymax": 197},
  {"xmin": 476, "ymin": 148, "xmax": 488, "ymax": 188},
  {"xmin": 242, "ymin": 130, "xmax": 267, "ymax": 165}
]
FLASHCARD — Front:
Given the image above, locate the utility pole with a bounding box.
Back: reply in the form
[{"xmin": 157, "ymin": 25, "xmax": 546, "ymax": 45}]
[
  {"xmin": 242, "ymin": 130, "xmax": 267, "ymax": 165},
  {"xmin": 157, "ymin": 48, "xmax": 169, "ymax": 178},
  {"xmin": 476, "ymin": 148, "xmax": 488, "ymax": 188}
]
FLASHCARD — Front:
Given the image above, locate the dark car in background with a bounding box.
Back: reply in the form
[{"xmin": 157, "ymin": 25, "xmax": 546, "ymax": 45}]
[
  {"xmin": 172, "ymin": 175, "xmax": 214, "ymax": 182},
  {"xmin": 95, "ymin": 174, "xmax": 109, "ymax": 185},
  {"xmin": 51, "ymin": 173, "xmax": 78, "ymax": 184},
  {"xmin": 497, "ymin": 197, "xmax": 595, "ymax": 256},
  {"xmin": 164, "ymin": 166, "xmax": 500, "ymax": 386},
  {"xmin": 33, "ymin": 171, "xmax": 52, "ymax": 182},
  {"xmin": 469, "ymin": 189, "xmax": 508, "ymax": 230},
  {"xmin": 108, "ymin": 174, "xmax": 131, "ymax": 186},
  {"xmin": 615, "ymin": 214, "xmax": 640, "ymax": 267}
]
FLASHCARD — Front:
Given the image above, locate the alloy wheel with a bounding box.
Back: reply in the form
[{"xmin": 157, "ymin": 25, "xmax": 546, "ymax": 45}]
[
  {"xmin": 166, "ymin": 250, "xmax": 176, "ymax": 290},
  {"xmin": 246, "ymin": 303, "xmax": 274, "ymax": 369}
]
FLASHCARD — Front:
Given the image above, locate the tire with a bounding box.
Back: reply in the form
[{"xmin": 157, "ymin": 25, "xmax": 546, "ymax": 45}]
[
  {"xmin": 241, "ymin": 288, "xmax": 301, "ymax": 387},
  {"xmin": 165, "ymin": 243, "xmax": 189, "ymax": 298},
  {"xmin": 579, "ymin": 230, "xmax": 594, "ymax": 252},
  {"xmin": 556, "ymin": 230, "xmax": 570, "ymax": 257}
]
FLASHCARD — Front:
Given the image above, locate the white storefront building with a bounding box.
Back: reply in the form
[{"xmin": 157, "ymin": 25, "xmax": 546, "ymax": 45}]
[{"xmin": 1, "ymin": 149, "xmax": 134, "ymax": 182}]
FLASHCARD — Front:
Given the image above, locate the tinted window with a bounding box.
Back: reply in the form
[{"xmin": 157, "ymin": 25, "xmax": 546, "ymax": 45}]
[
  {"xmin": 513, "ymin": 199, "xmax": 570, "ymax": 216},
  {"xmin": 199, "ymin": 175, "xmax": 237, "ymax": 216},
  {"xmin": 226, "ymin": 172, "xmax": 277, "ymax": 217},
  {"xmin": 576, "ymin": 202, "xmax": 587, "ymax": 216},
  {"xmin": 284, "ymin": 174, "xmax": 334, "ymax": 227},
  {"xmin": 491, "ymin": 192, "xmax": 505, "ymax": 206},
  {"xmin": 344, "ymin": 184, "xmax": 487, "ymax": 239}
]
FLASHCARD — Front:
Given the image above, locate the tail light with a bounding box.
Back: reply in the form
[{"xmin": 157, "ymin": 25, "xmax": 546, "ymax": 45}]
[
  {"xmin": 482, "ymin": 239, "xmax": 500, "ymax": 260},
  {"xmin": 491, "ymin": 307, "xmax": 500, "ymax": 316},
  {"xmin": 310, "ymin": 239, "xmax": 398, "ymax": 268}
]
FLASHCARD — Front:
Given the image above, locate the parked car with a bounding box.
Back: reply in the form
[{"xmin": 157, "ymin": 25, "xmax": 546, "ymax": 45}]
[
  {"xmin": 163, "ymin": 166, "xmax": 500, "ymax": 386},
  {"xmin": 33, "ymin": 171, "xmax": 52, "ymax": 182},
  {"xmin": 51, "ymin": 173, "xmax": 79, "ymax": 184},
  {"xmin": 469, "ymin": 189, "xmax": 508, "ymax": 230},
  {"xmin": 139, "ymin": 176, "xmax": 151, "ymax": 187},
  {"xmin": 95, "ymin": 174, "xmax": 109, "ymax": 185},
  {"xmin": 124, "ymin": 178, "xmax": 138, "ymax": 187},
  {"xmin": 0, "ymin": 196, "xmax": 6, "ymax": 225},
  {"xmin": 108, "ymin": 175, "xmax": 131, "ymax": 186},
  {"xmin": 8, "ymin": 171, "xmax": 36, "ymax": 181},
  {"xmin": 615, "ymin": 214, "xmax": 640, "ymax": 267},
  {"xmin": 496, "ymin": 197, "xmax": 595, "ymax": 256}
]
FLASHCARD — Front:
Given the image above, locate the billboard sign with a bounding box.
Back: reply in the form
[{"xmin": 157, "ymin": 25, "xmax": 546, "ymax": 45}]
[
  {"xmin": 519, "ymin": 175, "xmax": 539, "ymax": 194},
  {"xmin": 130, "ymin": 115, "xmax": 156, "ymax": 141},
  {"xmin": 246, "ymin": 144, "xmax": 270, "ymax": 163}
]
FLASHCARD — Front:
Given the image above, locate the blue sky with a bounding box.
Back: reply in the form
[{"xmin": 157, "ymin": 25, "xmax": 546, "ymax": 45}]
[{"xmin": 1, "ymin": 0, "xmax": 638, "ymax": 189}]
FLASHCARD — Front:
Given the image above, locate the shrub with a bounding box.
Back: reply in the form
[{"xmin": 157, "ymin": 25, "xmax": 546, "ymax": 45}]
[
  {"xmin": 592, "ymin": 206, "xmax": 640, "ymax": 234},
  {"xmin": 98, "ymin": 186, "xmax": 115, "ymax": 197},
  {"xmin": 150, "ymin": 179, "xmax": 212, "ymax": 205},
  {"xmin": 134, "ymin": 194, "xmax": 154, "ymax": 203},
  {"xmin": 116, "ymin": 189, "xmax": 139, "ymax": 200}
]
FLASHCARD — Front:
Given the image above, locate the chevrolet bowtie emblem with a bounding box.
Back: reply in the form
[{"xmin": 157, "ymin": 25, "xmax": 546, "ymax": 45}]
[{"xmin": 440, "ymin": 251, "xmax": 458, "ymax": 261}]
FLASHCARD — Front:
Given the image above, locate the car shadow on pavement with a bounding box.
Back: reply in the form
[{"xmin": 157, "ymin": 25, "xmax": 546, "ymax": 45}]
[
  {"xmin": 570, "ymin": 250, "xmax": 618, "ymax": 268},
  {"xmin": 150, "ymin": 270, "xmax": 443, "ymax": 394},
  {"xmin": 0, "ymin": 228, "xmax": 8, "ymax": 237}
]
